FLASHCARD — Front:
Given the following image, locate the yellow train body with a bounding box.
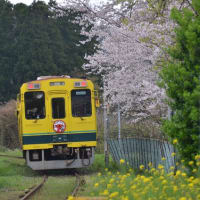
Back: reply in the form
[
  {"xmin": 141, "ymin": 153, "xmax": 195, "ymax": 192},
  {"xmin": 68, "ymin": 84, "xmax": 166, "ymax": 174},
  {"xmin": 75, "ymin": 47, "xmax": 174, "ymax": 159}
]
[{"xmin": 17, "ymin": 76, "xmax": 98, "ymax": 170}]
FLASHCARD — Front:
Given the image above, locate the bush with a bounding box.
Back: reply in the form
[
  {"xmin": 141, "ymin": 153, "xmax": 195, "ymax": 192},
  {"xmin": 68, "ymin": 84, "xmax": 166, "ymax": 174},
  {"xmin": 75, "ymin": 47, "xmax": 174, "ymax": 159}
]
[
  {"xmin": 0, "ymin": 100, "xmax": 19, "ymax": 149},
  {"xmin": 159, "ymin": 2, "xmax": 200, "ymax": 168}
]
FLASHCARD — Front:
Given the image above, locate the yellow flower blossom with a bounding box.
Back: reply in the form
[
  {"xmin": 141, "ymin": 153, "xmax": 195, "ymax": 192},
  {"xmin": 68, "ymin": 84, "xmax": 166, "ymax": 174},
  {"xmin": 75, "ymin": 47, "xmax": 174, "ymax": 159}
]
[
  {"xmin": 173, "ymin": 139, "xmax": 178, "ymax": 144},
  {"xmin": 188, "ymin": 183, "xmax": 194, "ymax": 188},
  {"xmin": 68, "ymin": 196, "xmax": 74, "ymax": 200},
  {"xmin": 131, "ymin": 185, "xmax": 137, "ymax": 190},
  {"xmin": 121, "ymin": 196, "xmax": 129, "ymax": 200},
  {"xmin": 158, "ymin": 164, "xmax": 164, "ymax": 170},
  {"xmin": 103, "ymin": 189, "xmax": 109, "ymax": 195},
  {"xmin": 148, "ymin": 162, "xmax": 152, "ymax": 167},
  {"xmin": 162, "ymin": 157, "xmax": 166, "ymax": 161},
  {"xmin": 171, "ymin": 152, "xmax": 176, "ymax": 157},
  {"xmin": 176, "ymin": 170, "xmax": 181, "ymax": 176},
  {"xmin": 94, "ymin": 183, "xmax": 99, "ymax": 187},
  {"xmin": 181, "ymin": 173, "xmax": 187, "ymax": 177},
  {"xmin": 195, "ymin": 154, "xmax": 200, "ymax": 160},
  {"xmin": 109, "ymin": 192, "xmax": 119, "ymax": 198},
  {"xmin": 120, "ymin": 159, "xmax": 125, "ymax": 164},
  {"xmin": 173, "ymin": 186, "xmax": 178, "ymax": 192},
  {"xmin": 192, "ymin": 168, "xmax": 197, "ymax": 173},
  {"xmin": 140, "ymin": 165, "xmax": 145, "ymax": 170},
  {"xmin": 97, "ymin": 172, "xmax": 101, "ymax": 177},
  {"xmin": 179, "ymin": 197, "xmax": 187, "ymax": 200},
  {"xmin": 188, "ymin": 161, "xmax": 194, "ymax": 166}
]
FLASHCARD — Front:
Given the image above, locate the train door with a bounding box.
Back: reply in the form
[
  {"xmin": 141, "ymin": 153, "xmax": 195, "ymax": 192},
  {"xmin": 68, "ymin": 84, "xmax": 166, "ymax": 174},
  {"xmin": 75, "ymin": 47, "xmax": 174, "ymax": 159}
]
[{"xmin": 48, "ymin": 91, "xmax": 69, "ymax": 134}]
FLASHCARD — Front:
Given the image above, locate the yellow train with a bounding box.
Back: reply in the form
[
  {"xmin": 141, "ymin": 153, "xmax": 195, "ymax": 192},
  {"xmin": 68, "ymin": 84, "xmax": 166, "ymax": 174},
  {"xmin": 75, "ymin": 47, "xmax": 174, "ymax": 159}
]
[{"xmin": 17, "ymin": 76, "xmax": 99, "ymax": 170}]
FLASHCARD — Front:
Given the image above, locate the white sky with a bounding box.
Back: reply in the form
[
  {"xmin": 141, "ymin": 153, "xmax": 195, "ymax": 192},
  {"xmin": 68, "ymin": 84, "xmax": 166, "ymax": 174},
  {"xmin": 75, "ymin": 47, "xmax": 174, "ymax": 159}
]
[
  {"xmin": 9, "ymin": 0, "xmax": 105, "ymax": 5},
  {"xmin": 9, "ymin": 0, "xmax": 69, "ymax": 5}
]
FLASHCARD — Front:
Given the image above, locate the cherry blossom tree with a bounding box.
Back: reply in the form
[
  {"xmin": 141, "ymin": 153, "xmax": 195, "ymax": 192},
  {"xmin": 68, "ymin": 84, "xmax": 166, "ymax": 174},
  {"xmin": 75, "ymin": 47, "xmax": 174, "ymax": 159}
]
[{"xmin": 61, "ymin": 0, "xmax": 191, "ymax": 122}]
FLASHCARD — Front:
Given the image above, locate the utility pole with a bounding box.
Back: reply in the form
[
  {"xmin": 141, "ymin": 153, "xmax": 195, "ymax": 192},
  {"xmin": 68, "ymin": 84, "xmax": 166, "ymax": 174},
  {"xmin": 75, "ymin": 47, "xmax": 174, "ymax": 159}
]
[
  {"xmin": 118, "ymin": 104, "xmax": 121, "ymax": 139},
  {"xmin": 103, "ymin": 81, "xmax": 109, "ymax": 167}
]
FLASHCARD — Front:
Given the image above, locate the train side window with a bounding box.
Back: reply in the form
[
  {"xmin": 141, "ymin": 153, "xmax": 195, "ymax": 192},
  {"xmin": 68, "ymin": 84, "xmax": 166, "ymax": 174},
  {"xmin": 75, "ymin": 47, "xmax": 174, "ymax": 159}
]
[
  {"xmin": 52, "ymin": 98, "xmax": 65, "ymax": 119},
  {"xmin": 25, "ymin": 91, "xmax": 45, "ymax": 119},
  {"xmin": 71, "ymin": 89, "xmax": 92, "ymax": 117}
]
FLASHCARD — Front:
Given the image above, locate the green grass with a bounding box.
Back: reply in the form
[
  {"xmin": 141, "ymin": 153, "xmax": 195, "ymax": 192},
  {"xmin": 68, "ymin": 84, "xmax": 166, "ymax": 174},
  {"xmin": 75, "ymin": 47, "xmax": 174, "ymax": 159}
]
[
  {"xmin": 0, "ymin": 148, "xmax": 42, "ymax": 200},
  {"xmin": 0, "ymin": 149, "xmax": 120, "ymax": 200}
]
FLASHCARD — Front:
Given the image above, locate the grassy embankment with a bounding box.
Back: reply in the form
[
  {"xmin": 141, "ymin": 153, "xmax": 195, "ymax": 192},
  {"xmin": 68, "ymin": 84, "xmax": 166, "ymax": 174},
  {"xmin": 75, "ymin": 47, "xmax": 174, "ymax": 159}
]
[
  {"xmin": 1, "ymin": 148, "xmax": 200, "ymax": 200},
  {"xmin": 76, "ymin": 155, "xmax": 200, "ymax": 200},
  {"xmin": 0, "ymin": 147, "xmax": 75, "ymax": 200}
]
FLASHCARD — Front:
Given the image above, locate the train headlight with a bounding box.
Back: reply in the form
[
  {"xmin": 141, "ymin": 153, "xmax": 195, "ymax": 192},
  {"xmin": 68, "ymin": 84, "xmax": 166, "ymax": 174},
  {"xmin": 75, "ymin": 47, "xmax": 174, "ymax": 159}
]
[
  {"xmin": 27, "ymin": 83, "xmax": 40, "ymax": 90},
  {"xmin": 74, "ymin": 81, "xmax": 87, "ymax": 87}
]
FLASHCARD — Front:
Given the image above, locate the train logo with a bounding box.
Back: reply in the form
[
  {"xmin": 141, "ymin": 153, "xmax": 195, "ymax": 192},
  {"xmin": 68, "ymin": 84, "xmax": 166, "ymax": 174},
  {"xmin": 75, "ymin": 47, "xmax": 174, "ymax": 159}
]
[{"xmin": 53, "ymin": 120, "xmax": 66, "ymax": 133}]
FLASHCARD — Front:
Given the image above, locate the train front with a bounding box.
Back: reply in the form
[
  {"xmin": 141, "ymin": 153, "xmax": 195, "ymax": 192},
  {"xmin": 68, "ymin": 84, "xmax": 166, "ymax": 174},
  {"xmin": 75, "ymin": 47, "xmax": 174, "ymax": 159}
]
[{"xmin": 17, "ymin": 76, "xmax": 98, "ymax": 170}]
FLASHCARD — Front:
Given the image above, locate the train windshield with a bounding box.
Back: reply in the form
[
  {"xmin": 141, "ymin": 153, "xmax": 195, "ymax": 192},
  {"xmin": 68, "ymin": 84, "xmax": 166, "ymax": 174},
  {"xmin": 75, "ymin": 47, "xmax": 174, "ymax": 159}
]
[
  {"xmin": 24, "ymin": 91, "xmax": 45, "ymax": 119},
  {"xmin": 71, "ymin": 89, "xmax": 92, "ymax": 117}
]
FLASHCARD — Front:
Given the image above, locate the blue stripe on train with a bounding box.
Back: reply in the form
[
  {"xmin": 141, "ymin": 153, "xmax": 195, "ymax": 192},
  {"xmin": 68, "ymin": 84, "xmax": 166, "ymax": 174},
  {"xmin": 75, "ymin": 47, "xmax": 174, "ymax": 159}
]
[{"xmin": 23, "ymin": 132, "xmax": 96, "ymax": 145}]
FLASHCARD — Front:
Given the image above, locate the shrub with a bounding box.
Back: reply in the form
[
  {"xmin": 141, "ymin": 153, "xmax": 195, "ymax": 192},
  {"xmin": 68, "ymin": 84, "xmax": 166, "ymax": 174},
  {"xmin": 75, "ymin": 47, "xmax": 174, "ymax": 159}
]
[{"xmin": 0, "ymin": 100, "xmax": 19, "ymax": 149}]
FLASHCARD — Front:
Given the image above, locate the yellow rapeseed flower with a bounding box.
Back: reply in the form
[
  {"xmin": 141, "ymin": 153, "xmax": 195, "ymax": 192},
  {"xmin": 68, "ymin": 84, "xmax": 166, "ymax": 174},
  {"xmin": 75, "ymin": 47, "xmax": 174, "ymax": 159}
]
[
  {"xmin": 103, "ymin": 189, "xmax": 109, "ymax": 195},
  {"xmin": 173, "ymin": 139, "xmax": 178, "ymax": 144},
  {"xmin": 120, "ymin": 159, "xmax": 125, "ymax": 164},
  {"xmin": 68, "ymin": 196, "xmax": 74, "ymax": 200},
  {"xmin": 173, "ymin": 186, "xmax": 178, "ymax": 192},
  {"xmin": 171, "ymin": 152, "xmax": 176, "ymax": 157},
  {"xmin": 158, "ymin": 164, "xmax": 164, "ymax": 170},
  {"xmin": 179, "ymin": 197, "xmax": 187, "ymax": 200},
  {"xmin": 162, "ymin": 157, "xmax": 166, "ymax": 161},
  {"xmin": 121, "ymin": 196, "xmax": 129, "ymax": 200},
  {"xmin": 188, "ymin": 183, "xmax": 194, "ymax": 188},
  {"xmin": 131, "ymin": 185, "xmax": 137, "ymax": 190},
  {"xmin": 109, "ymin": 178, "xmax": 115, "ymax": 184},
  {"xmin": 188, "ymin": 161, "xmax": 194, "ymax": 166},
  {"xmin": 192, "ymin": 168, "xmax": 197, "ymax": 173},
  {"xmin": 195, "ymin": 154, "xmax": 200, "ymax": 160},
  {"xmin": 140, "ymin": 165, "xmax": 145, "ymax": 170},
  {"xmin": 109, "ymin": 192, "xmax": 119, "ymax": 198},
  {"xmin": 97, "ymin": 172, "xmax": 101, "ymax": 176},
  {"xmin": 176, "ymin": 170, "xmax": 181, "ymax": 176},
  {"xmin": 148, "ymin": 162, "xmax": 152, "ymax": 167},
  {"xmin": 94, "ymin": 183, "xmax": 99, "ymax": 187},
  {"xmin": 181, "ymin": 172, "xmax": 186, "ymax": 177},
  {"xmin": 143, "ymin": 177, "xmax": 151, "ymax": 183}
]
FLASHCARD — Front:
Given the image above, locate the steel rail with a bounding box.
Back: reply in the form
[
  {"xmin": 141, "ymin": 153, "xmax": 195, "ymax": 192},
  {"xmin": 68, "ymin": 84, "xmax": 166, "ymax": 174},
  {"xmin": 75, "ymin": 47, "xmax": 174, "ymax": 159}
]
[
  {"xmin": 66, "ymin": 172, "xmax": 86, "ymax": 199},
  {"xmin": 20, "ymin": 175, "xmax": 48, "ymax": 200}
]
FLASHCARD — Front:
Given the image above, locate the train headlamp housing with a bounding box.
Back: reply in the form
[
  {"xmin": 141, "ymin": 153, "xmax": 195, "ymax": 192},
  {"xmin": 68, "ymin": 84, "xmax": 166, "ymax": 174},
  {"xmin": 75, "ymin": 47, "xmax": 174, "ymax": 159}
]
[
  {"xmin": 27, "ymin": 83, "xmax": 40, "ymax": 90},
  {"xmin": 74, "ymin": 81, "xmax": 87, "ymax": 87}
]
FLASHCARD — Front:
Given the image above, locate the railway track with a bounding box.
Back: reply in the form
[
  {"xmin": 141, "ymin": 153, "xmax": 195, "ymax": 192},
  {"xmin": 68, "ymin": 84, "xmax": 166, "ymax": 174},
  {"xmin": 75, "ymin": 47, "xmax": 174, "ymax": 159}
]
[
  {"xmin": 70, "ymin": 172, "xmax": 86, "ymax": 197},
  {"xmin": 19, "ymin": 175, "xmax": 48, "ymax": 200},
  {"xmin": 18, "ymin": 171, "xmax": 85, "ymax": 200},
  {"xmin": 0, "ymin": 154, "xmax": 86, "ymax": 199}
]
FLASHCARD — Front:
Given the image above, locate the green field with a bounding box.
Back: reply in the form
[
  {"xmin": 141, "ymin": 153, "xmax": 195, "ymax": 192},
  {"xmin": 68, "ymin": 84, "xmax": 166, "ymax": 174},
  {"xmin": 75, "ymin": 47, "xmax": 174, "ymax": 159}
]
[{"xmin": 1, "ymin": 149, "xmax": 200, "ymax": 200}]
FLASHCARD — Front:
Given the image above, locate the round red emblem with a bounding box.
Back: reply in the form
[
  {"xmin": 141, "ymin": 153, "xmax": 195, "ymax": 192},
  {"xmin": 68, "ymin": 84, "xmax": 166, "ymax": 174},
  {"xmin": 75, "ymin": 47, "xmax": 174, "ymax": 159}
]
[{"xmin": 53, "ymin": 120, "xmax": 66, "ymax": 133}]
